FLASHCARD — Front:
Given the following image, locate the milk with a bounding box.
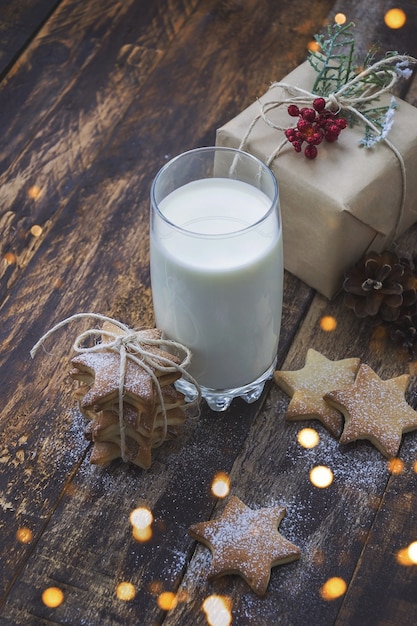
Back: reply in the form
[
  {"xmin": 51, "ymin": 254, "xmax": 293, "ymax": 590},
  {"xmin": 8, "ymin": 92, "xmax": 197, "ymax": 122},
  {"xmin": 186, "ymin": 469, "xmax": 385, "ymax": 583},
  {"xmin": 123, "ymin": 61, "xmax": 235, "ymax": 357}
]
[{"xmin": 150, "ymin": 177, "xmax": 283, "ymax": 390}]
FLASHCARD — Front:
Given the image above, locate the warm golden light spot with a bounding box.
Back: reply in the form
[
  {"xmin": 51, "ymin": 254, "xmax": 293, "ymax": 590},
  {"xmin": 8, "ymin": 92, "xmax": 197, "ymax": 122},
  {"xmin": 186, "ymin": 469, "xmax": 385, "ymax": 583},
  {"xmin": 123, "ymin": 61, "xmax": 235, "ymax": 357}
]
[
  {"xmin": 132, "ymin": 525, "xmax": 153, "ymax": 542},
  {"xmin": 42, "ymin": 587, "xmax": 64, "ymax": 608},
  {"xmin": 407, "ymin": 541, "xmax": 417, "ymax": 564},
  {"xmin": 320, "ymin": 576, "xmax": 347, "ymax": 600},
  {"xmin": 130, "ymin": 506, "xmax": 153, "ymax": 529},
  {"xmin": 320, "ymin": 316, "xmax": 337, "ymax": 332},
  {"xmin": 130, "ymin": 506, "xmax": 153, "ymax": 542},
  {"xmin": 310, "ymin": 465, "xmax": 334, "ymax": 488},
  {"xmin": 384, "ymin": 8, "xmax": 407, "ymax": 29},
  {"xmin": 387, "ymin": 457, "xmax": 404, "ymax": 475},
  {"xmin": 16, "ymin": 527, "xmax": 33, "ymax": 544},
  {"xmin": 202, "ymin": 595, "xmax": 233, "ymax": 626},
  {"xmin": 28, "ymin": 185, "xmax": 42, "ymax": 199},
  {"xmin": 211, "ymin": 472, "xmax": 231, "ymax": 498},
  {"xmin": 157, "ymin": 591, "xmax": 178, "ymax": 611},
  {"xmin": 396, "ymin": 542, "xmax": 417, "ymax": 567},
  {"xmin": 297, "ymin": 427, "xmax": 320, "ymax": 449},
  {"xmin": 307, "ymin": 40, "xmax": 320, "ymax": 53},
  {"xmin": 116, "ymin": 581, "xmax": 136, "ymax": 601},
  {"xmin": 334, "ymin": 13, "xmax": 347, "ymax": 25},
  {"xmin": 30, "ymin": 224, "xmax": 43, "ymax": 237},
  {"xmin": 3, "ymin": 252, "xmax": 16, "ymax": 265}
]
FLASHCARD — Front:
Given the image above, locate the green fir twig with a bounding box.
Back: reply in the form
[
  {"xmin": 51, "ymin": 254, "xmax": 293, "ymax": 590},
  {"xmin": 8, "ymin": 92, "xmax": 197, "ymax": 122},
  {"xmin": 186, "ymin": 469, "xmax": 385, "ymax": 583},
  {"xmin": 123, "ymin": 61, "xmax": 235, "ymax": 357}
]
[
  {"xmin": 309, "ymin": 22, "xmax": 356, "ymax": 94},
  {"xmin": 307, "ymin": 22, "xmax": 410, "ymax": 147}
]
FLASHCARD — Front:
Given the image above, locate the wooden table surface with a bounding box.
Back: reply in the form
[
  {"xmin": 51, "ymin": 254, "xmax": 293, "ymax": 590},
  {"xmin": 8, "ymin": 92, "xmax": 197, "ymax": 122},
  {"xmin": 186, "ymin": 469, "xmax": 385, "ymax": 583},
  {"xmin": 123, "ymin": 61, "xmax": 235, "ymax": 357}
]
[{"xmin": 1, "ymin": 1, "xmax": 417, "ymax": 624}]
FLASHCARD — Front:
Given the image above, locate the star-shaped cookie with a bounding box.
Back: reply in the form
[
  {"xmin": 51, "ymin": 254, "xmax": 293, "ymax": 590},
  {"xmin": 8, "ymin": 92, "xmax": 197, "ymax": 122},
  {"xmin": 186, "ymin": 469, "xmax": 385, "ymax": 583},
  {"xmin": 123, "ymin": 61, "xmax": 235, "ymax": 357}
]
[
  {"xmin": 274, "ymin": 349, "xmax": 360, "ymax": 437},
  {"xmin": 71, "ymin": 351, "xmax": 155, "ymax": 411},
  {"xmin": 325, "ymin": 363, "xmax": 417, "ymax": 458},
  {"xmin": 188, "ymin": 495, "xmax": 300, "ymax": 596}
]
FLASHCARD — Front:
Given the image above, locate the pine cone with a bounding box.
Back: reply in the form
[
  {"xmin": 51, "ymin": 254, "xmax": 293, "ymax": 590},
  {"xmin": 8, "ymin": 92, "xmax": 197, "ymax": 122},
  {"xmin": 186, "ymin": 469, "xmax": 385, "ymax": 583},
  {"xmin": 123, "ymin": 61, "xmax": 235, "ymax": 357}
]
[
  {"xmin": 343, "ymin": 250, "xmax": 417, "ymax": 324},
  {"xmin": 390, "ymin": 310, "xmax": 417, "ymax": 355}
]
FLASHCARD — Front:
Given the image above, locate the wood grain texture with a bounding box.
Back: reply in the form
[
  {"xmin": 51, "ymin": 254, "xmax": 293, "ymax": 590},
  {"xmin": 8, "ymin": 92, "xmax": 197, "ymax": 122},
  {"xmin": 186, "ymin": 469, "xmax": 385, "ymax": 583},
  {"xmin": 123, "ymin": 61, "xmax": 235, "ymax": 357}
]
[
  {"xmin": 166, "ymin": 226, "xmax": 417, "ymax": 626},
  {"xmin": 0, "ymin": 0, "xmax": 326, "ymax": 617},
  {"xmin": 0, "ymin": 0, "xmax": 62, "ymax": 76},
  {"xmin": 0, "ymin": 0, "xmax": 200, "ymax": 298},
  {"xmin": 1, "ymin": 0, "xmax": 417, "ymax": 624}
]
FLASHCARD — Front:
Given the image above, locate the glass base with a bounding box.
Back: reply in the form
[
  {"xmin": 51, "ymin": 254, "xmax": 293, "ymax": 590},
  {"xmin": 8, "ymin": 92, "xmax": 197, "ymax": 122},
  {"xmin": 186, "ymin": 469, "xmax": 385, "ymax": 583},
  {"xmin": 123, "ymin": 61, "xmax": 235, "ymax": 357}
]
[{"xmin": 175, "ymin": 359, "xmax": 277, "ymax": 412}]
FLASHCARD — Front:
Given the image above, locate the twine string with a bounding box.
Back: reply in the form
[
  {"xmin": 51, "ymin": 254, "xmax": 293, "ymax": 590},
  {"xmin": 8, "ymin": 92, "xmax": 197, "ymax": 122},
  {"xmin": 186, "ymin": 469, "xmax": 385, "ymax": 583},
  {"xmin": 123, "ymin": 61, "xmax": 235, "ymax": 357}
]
[
  {"xmin": 31, "ymin": 313, "xmax": 201, "ymax": 462},
  {"xmin": 238, "ymin": 54, "xmax": 417, "ymax": 244}
]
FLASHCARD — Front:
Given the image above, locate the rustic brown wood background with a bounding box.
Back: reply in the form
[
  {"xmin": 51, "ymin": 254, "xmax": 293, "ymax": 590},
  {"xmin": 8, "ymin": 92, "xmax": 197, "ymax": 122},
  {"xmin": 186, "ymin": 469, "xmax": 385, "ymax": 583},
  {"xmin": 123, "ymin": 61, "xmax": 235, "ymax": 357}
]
[{"xmin": 1, "ymin": 0, "xmax": 417, "ymax": 624}]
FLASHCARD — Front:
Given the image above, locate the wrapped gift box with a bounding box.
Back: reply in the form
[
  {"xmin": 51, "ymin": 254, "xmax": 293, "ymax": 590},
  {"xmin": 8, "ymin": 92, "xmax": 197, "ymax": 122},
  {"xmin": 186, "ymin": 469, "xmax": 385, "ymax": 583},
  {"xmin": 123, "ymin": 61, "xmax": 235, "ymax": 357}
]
[{"xmin": 216, "ymin": 61, "xmax": 417, "ymax": 299}]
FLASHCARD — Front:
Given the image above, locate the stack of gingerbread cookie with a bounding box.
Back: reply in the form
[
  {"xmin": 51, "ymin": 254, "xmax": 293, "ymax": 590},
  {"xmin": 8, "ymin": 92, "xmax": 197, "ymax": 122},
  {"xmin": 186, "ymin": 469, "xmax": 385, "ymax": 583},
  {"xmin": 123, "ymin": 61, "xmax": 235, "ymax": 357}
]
[{"xmin": 70, "ymin": 324, "xmax": 187, "ymax": 469}]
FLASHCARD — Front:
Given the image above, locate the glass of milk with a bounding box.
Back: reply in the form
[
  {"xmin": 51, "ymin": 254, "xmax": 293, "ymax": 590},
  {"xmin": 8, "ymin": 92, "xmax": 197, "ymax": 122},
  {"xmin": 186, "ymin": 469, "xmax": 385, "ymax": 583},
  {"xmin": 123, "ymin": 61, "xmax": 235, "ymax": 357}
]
[{"xmin": 150, "ymin": 146, "xmax": 283, "ymax": 411}]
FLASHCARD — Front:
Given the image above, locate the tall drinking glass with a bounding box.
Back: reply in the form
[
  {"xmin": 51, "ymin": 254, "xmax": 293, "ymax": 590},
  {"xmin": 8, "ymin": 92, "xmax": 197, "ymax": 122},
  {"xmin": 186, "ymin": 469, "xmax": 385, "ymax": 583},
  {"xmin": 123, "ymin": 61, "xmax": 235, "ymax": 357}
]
[{"xmin": 150, "ymin": 146, "xmax": 283, "ymax": 411}]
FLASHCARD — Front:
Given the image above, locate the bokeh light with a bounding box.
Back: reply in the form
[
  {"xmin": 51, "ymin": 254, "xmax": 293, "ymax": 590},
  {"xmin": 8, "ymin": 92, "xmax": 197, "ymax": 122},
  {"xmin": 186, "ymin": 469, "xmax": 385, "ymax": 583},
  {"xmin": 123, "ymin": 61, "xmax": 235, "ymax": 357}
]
[
  {"xmin": 30, "ymin": 224, "xmax": 43, "ymax": 237},
  {"xmin": 384, "ymin": 8, "xmax": 407, "ymax": 29},
  {"xmin": 202, "ymin": 595, "xmax": 233, "ymax": 626},
  {"xmin": 130, "ymin": 507, "xmax": 153, "ymax": 528},
  {"xmin": 334, "ymin": 13, "xmax": 347, "ymax": 25},
  {"xmin": 297, "ymin": 428, "xmax": 320, "ymax": 449},
  {"xmin": 116, "ymin": 581, "xmax": 136, "ymax": 601},
  {"xmin": 42, "ymin": 587, "xmax": 64, "ymax": 608},
  {"xmin": 307, "ymin": 40, "xmax": 321, "ymax": 53},
  {"xmin": 387, "ymin": 458, "xmax": 404, "ymax": 475},
  {"xmin": 397, "ymin": 541, "xmax": 417, "ymax": 566},
  {"xmin": 16, "ymin": 527, "xmax": 33, "ymax": 544},
  {"xmin": 320, "ymin": 576, "xmax": 347, "ymax": 600},
  {"xmin": 132, "ymin": 525, "xmax": 152, "ymax": 542},
  {"xmin": 28, "ymin": 185, "xmax": 42, "ymax": 199},
  {"xmin": 310, "ymin": 465, "xmax": 334, "ymax": 488},
  {"xmin": 320, "ymin": 316, "xmax": 337, "ymax": 332},
  {"xmin": 130, "ymin": 506, "xmax": 153, "ymax": 542},
  {"xmin": 408, "ymin": 541, "xmax": 417, "ymax": 563},
  {"xmin": 157, "ymin": 591, "xmax": 178, "ymax": 611},
  {"xmin": 3, "ymin": 252, "xmax": 16, "ymax": 265},
  {"xmin": 211, "ymin": 472, "xmax": 231, "ymax": 498}
]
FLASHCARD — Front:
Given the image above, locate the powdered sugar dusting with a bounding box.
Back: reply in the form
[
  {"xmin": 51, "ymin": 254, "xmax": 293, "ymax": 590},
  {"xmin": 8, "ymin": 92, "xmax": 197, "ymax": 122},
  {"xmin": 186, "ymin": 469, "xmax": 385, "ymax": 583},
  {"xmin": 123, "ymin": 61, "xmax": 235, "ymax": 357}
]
[{"xmin": 326, "ymin": 364, "xmax": 417, "ymax": 457}]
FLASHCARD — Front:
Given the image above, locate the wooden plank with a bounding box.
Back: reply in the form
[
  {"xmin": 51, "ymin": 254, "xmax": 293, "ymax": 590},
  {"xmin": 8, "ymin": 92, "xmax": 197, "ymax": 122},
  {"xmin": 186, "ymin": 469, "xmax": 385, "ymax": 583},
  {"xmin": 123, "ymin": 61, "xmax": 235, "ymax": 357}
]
[
  {"xmin": 330, "ymin": 224, "xmax": 417, "ymax": 626},
  {"xmin": 0, "ymin": 0, "xmax": 199, "ymax": 296},
  {"xmin": 0, "ymin": 279, "xmax": 311, "ymax": 623},
  {"xmin": 0, "ymin": 0, "xmax": 201, "ymax": 606},
  {"xmin": 336, "ymin": 453, "xmax": 417, "ymax": 625},
  {"xmin": 1, "ymin": 0, "xmax": 417, "ymax": 624},
  {"xmin": 0, "ymin": 0, "xmax": 329, "ymax": 620},
  {"xmin": 168, "ymin": 224, "xmax": 417, "ymax": 625},
  {"xmin": 0, "ymin": 0, "xmax": 61, "ymax": 76},
  {"xmin": 163, "ymin": 4, "xmax": 417, "ymax": 624}
]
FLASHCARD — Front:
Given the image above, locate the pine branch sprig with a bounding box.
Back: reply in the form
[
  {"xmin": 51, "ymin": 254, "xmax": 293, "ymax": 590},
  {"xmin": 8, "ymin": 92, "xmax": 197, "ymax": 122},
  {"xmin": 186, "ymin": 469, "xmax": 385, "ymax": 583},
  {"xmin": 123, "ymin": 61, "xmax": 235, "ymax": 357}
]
[{"xmin": 307, "ymin": 22, "xmax": 411, "ymax": 147}]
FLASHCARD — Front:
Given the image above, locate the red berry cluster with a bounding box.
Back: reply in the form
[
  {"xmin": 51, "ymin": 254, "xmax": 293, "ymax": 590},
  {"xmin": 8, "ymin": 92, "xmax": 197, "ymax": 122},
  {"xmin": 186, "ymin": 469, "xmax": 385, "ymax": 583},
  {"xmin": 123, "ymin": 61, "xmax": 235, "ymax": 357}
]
[{"xmin": 284, "ymin": 97, "xmax": 348, "ymax": 159}]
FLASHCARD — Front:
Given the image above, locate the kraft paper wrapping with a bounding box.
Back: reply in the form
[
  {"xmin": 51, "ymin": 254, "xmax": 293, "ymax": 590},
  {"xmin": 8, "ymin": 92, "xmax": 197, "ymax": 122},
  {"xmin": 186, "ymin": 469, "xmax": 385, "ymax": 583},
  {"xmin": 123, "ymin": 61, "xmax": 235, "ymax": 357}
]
[{"xmin": 216, "ymin": 62, "xmax": 417, "ymax": 299}]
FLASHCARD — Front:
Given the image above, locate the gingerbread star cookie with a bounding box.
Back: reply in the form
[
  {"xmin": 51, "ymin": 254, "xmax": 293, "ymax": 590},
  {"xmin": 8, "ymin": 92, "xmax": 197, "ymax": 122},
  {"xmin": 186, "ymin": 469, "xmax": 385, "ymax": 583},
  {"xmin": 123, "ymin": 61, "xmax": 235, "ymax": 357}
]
[
  {"xmin": 70, "ymin": 324, "xmax": 187, "ymax": 469},
  {"xmin": 189, "ymin": 495, "xmax": 300, "ymax": 596},
  {"xmin": 71, "ymin": 351, "xmax": 156, "ymax": 411},
  {"xmin": 274, "ymin": 349, "xmax": 360, "ymax": 437},
  {"xmin": 325, "ymin": 363, "xmax": 417, "ymax": 458}
]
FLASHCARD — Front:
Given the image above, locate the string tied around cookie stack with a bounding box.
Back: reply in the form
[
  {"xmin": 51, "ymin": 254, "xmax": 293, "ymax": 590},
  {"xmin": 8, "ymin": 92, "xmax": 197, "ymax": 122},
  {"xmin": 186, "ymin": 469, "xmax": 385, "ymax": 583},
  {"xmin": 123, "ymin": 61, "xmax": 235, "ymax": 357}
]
[
  {"xmin": 238, "ymin": 53, "xmax": 417, "ymax": 246},
  {"xmin": 30, "ymin": 312, "xmax": 201, "ymax": 462}
]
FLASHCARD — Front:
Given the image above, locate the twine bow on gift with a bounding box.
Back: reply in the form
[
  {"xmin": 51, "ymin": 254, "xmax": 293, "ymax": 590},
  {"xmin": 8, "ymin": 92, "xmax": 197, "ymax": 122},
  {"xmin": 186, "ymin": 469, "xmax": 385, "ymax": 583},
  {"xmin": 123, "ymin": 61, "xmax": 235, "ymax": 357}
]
[
  {"xmin": 30, "ymin": 313, "xmax": 201, "ymax": 462},
  {"xmin": 239, "ymin": 53, "xmax": 417, "ymax": 244}
]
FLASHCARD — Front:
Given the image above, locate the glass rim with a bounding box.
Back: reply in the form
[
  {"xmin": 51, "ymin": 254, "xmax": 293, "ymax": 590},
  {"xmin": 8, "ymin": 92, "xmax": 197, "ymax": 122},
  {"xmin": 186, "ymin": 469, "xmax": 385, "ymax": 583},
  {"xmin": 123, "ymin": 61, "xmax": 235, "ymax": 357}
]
[{"xmin": 150, "ymin": 146, "xmax": 279, "ymax": 238}]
